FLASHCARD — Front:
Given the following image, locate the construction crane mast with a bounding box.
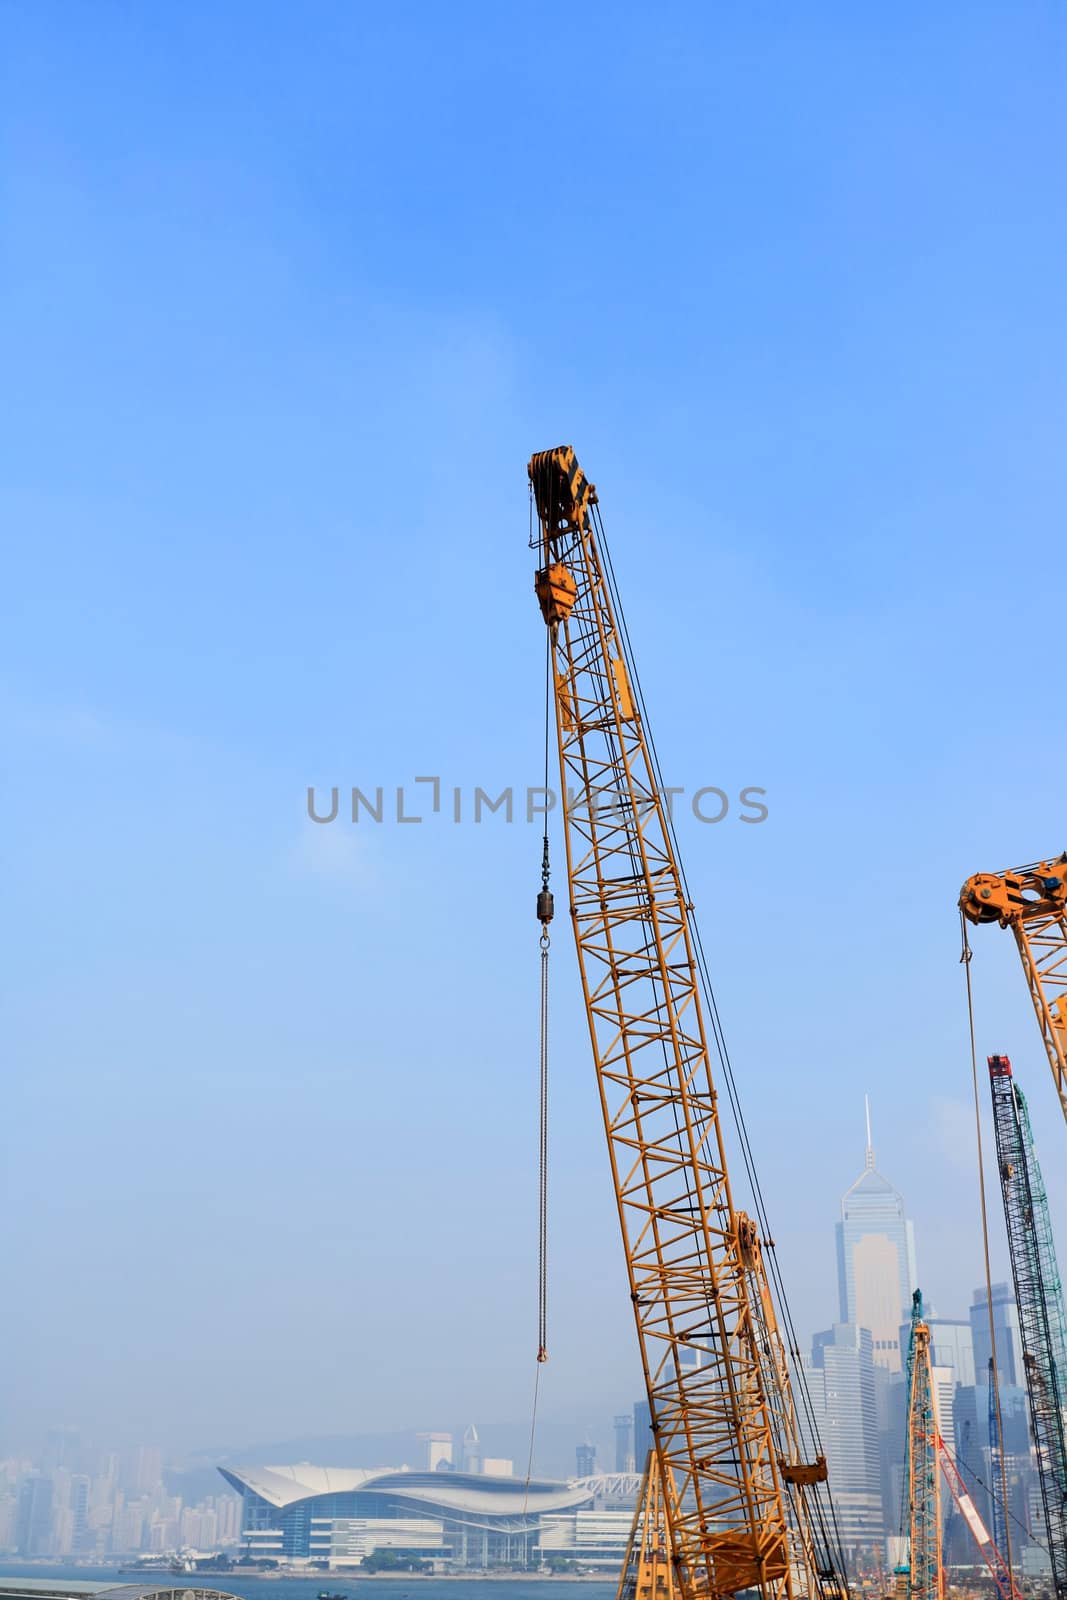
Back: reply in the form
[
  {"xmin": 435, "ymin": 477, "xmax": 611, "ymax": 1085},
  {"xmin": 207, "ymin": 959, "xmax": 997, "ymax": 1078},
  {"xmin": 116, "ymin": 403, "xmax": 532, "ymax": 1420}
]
[
  {"xmin": 959, "ymin": 856, "xmax": 1067, "ymax": 1126},
  {"xmin": 901, "ymin": 1294, "xmax": 1021, "ymax": 1600},
  {"xmin": 988, "ymin": 1054, "xmax": 1067, "ymax": 1597},
  {"xmin": 528, "ymin": 447, "xmax": 844, "ymax": 1600},
  {"xmin": 902, "ymin": 1293, "xmax": 942, "ymax": 1600},
  {"xmin": 618, "ymin": 1452, "xmax": 682, "ymax": 1600}
]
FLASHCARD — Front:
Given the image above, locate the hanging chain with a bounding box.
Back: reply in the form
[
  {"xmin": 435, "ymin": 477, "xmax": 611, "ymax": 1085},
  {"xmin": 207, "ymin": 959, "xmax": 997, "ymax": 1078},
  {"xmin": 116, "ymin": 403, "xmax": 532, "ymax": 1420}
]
[
  {"xmin": 524, "ymin": 615, "xmax": 555, "ymax": 1525},
  {"xmin": 537, "ymin": 924, "xmax": 550, "ymax": 1364},
  {"xmin": 535, "ymin": 627, "xmax": 554, "ymax": 1365}
]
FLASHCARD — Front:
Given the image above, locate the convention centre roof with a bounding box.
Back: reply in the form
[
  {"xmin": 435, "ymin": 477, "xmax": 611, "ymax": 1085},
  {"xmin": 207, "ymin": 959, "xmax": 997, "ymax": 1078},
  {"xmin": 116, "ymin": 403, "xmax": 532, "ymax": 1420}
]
[{"xmin": 218, "ymin": 1463, "xmax": 592, "ymax": 1517}]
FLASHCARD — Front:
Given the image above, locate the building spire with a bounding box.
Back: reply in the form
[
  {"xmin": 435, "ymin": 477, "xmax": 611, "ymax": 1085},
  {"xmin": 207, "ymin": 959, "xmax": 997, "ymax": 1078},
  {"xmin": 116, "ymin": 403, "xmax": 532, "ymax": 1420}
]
[{"xmin": 864, "ymin": 1094, "xmax": 875, "ymax": 1170}]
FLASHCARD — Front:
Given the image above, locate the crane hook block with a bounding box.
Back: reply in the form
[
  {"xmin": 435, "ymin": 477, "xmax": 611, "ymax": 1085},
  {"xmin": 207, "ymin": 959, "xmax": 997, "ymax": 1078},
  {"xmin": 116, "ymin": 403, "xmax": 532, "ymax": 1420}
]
[
  {"xmin": 537, "ymin": 887, "xmax": 555, "ymax": 925},
  {"xmin": 780, "ymin": 1456, "xmax": 829, "ymax": 1487},
  {"xmin": 535, "ymin": 563, "xmax": 577, "ymax": 626}
]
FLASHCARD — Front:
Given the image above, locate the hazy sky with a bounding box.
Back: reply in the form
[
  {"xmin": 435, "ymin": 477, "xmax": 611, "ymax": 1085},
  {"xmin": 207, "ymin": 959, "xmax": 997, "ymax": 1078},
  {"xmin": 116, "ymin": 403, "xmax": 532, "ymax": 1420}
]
[{"xmin": 3, "ymin": 2, "xmax": 1067, "ymax": 1462}]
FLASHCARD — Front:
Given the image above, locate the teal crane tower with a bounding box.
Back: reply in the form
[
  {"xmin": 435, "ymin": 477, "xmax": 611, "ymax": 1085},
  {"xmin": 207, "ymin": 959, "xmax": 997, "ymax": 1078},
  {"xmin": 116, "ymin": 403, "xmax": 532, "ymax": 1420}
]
[
  {"xmin": 901, "ymin": 1290, "xmax": 942, "ymax": 1600},
  {"xmin": 988, "ymin": 1054, "xmax": 1067, "ymax": 1598}
]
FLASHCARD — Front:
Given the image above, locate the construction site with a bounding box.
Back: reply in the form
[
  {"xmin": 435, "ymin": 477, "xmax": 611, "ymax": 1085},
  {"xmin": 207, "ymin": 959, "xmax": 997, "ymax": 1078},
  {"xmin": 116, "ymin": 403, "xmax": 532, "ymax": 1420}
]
[
  {"xmin": 519, "ymin": 446, "xmax": 1067, "ymax": 1600},
  {"xmin": 7, "ymin": 13, "xmax": 1065, "ymax": 1600}
]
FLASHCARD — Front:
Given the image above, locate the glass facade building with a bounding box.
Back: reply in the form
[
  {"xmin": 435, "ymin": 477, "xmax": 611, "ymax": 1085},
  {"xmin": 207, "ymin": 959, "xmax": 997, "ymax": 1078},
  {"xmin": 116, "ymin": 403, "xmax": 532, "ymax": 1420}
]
[
  {"xmin": 219, "ymin": 1465, "xmax": 605, "ymax": 1571},
  {"xmin": 836, "ymin": 1129, "xmax": 917, "ymax": 1375},
  {"xmin": 808, "ymin": 1324, "xmax": 884, "ymax": 1555}
]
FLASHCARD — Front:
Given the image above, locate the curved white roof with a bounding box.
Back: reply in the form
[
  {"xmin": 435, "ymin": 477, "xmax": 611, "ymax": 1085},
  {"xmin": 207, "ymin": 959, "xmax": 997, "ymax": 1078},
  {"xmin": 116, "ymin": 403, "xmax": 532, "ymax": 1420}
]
[
  {"xmin": 217, "ymin": 1465, "xmax": 382, "ymax": 1508},
  {"xmin": 218, "ymin": 1464, "xmax": 592, "ymax": 1517}
]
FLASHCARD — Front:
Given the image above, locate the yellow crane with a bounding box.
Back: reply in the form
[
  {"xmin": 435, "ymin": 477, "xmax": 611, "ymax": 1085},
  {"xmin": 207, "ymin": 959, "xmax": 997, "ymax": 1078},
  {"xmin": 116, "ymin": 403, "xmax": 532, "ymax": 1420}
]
[
  {"xmin": 959, "ymin": 855, "xmax": 1067, "ymax": 1126},
  {"xmin": 529, "ymin": 446, "xmax": 845, "ymax": 1600},
  {"xmin": 900, "ymin": 1292, "xmax": 1021, "ymax": 1600},
  {"xmin": 618, "ymin": 1451, "xmax": 683, "ymax": 1600},
  {"xmin": 901, "ymin": 1294, "xmax": 942, "ymax": 1600}
]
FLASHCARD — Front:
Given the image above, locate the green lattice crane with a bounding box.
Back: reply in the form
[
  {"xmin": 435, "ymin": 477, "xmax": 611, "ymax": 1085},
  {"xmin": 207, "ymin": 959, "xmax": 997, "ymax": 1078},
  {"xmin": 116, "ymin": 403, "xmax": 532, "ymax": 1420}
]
[
  {"xmin": 989, "ymin": 1055, "xmax": 1067, "ymax": 1598},
  {"xmin": 902, "ymin": 1292, "xmax": 942, "ymax": 1600}
]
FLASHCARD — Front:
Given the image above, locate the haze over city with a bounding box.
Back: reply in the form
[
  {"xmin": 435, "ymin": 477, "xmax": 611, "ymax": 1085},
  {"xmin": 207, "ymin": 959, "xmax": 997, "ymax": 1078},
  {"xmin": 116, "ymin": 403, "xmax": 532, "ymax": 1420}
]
[{"xmin": 4, "ymin": 5, "xmax": 1067, "ymax": 1586}]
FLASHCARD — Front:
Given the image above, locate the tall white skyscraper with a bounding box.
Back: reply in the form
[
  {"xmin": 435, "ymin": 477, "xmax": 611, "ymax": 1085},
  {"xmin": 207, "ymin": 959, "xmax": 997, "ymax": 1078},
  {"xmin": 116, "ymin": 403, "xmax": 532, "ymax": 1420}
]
[
  {"xmin": 836, "ymin": 1100, "xmax": 917, "ymax": 1374},
  {"xmin": 807, "ymin": 1324, "xmax": 884, "ymax": 1553}
]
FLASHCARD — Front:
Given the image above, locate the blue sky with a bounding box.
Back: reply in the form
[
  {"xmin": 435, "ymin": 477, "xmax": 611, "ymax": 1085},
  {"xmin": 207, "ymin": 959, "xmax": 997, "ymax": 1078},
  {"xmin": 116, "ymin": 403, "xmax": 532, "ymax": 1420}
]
[{"xmin": 3, "ymin": 1, "xmax": 1067, "ymax": 1458}]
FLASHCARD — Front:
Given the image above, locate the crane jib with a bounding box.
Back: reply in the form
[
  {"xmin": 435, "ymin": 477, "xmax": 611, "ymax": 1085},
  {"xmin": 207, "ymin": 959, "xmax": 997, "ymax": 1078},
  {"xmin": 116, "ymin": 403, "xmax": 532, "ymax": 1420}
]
[{"xmin": 527, "ymin": 445, "xmax": 848, "ymax": 1600}]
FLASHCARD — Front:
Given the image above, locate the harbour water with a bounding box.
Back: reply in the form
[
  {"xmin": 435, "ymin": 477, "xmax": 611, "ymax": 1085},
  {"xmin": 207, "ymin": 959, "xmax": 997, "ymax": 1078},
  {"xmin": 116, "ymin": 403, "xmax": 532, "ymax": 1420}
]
[{"xmin": 0, "ymin": 1568, "xmax": 616, "ymax": 1600}]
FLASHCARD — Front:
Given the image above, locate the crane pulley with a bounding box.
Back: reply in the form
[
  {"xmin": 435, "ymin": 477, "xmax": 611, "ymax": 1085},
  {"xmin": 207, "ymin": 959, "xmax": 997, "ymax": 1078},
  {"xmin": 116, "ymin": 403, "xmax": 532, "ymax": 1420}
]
[{"xmin": 959, "ymin": 854, "xmax": 1067, "ymax": 1126}]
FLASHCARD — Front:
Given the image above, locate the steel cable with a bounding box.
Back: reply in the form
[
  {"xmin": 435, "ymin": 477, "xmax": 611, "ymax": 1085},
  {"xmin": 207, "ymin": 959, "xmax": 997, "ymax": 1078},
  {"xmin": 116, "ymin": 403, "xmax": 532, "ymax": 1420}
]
[
  {"xmin": 595, "ymin": 505, "xmax": 851, "ymax": 1594},
  {"xmin": 960, "ymin": 912, "xmax": 1015, "ymax": 1589}
]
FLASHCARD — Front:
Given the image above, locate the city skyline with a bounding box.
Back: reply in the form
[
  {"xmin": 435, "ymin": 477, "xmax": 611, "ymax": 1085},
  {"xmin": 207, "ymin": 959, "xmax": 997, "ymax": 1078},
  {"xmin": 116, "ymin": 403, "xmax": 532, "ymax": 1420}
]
[
  {"xmin": 2, "ymin": 1134, "xmax": 1054, "ymax": 1574},
  {"xmin": 2, "ymin": 1082, "xmax": 1047, "ymax": 1461},
  {"xmin": 0, "ymin": 1100, "xmax": 1046, "ymax": 1458}
]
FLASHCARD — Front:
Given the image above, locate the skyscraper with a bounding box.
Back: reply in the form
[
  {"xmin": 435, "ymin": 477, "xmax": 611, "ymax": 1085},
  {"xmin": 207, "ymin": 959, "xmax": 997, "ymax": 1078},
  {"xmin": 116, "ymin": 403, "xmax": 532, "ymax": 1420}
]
[
  {"xmin": 71, "ymin": 1475, "xmax": 92, "ymax": 1552},
  {"xmin": 632, "ymin": 1401, "xmax": 652, "ymax": 1473},
  {"xmin": 613, "ymin": 1414, "xmax": 634, "ymax": 1474},
  {"xmin": 807, "ymin": 1324, "xmax": 884, "ymax": 1553},
  {"xmin": 836, "ymin": 1100, "xmax": 917, "ymax": 1373},
  {"xmin": 418, "ymin": 1433, "xmax": 453, "ymax": 1472},
  {"xmin": 968, "ymin": 1285, "xmax": 1037, "ymax": 1560},
  {"xmin": 125, "ymin": 1446, "xmax": 163, "ymax": 1498},
  {"xmin": 15, "ymin": 1475, "xmax": 54, "ymax": 1556},
  {"xmin": 970, "ymin": 1282, "xmax": 1023, "ymax": 1387},
  {"xmin": 460, "ymin": 1424, "xmax": 481, "ymax": 1475}
]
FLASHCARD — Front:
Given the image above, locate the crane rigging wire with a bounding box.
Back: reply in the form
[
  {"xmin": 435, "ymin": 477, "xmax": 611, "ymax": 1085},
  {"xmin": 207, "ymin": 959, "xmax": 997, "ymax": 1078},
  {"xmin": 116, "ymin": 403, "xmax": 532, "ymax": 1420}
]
[
  {"xmin": 536, "ymin": 621, "xmax": 552, "ymax": 1366},
  {"xmin": 959, "ymin": 913, "xmax": 1016, "ymax": 1592},
  {"xmin": 950, "ymin": 1432, "xmax": 1047, "ymax": 1553},
  {"xmin": 524, "ymin": 603, "xmax": 554, "ymax": 1524},
  {"xmin": 592, "ymin": 504, "xmax": 851, "ymax": 1592}
]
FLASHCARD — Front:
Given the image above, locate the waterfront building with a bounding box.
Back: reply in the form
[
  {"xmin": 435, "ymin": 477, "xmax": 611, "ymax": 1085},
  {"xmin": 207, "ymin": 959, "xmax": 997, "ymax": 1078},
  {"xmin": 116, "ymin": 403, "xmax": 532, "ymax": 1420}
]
[
  {"xmin": 219, "ymin": 1462, "xmax": 622, "ymax": 1570},
  {"xmin": 538, "ymin": 1507, "xmax": 638, "ymax": 1567}
]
